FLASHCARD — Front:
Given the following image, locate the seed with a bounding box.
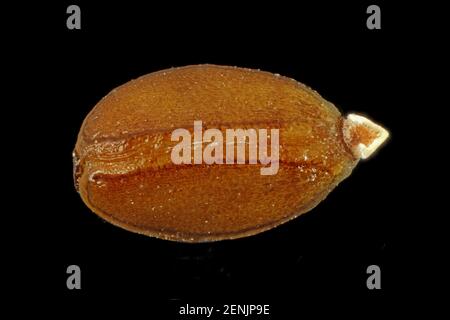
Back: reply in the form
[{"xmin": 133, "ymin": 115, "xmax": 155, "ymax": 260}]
[{"xmin": 73, "ymin": 64, "xmax": 389, "ymax": 242}]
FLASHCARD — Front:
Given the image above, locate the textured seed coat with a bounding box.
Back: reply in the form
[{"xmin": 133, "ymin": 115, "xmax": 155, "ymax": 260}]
[{"xmin": 74, "ymin": 64, "xmax": 388, "ymax": 242}]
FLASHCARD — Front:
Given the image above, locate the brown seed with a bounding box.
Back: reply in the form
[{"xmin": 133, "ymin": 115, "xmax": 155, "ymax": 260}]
[{"xmin": 73, "ymin": 64, "xmax": 389, "ymax": 242}]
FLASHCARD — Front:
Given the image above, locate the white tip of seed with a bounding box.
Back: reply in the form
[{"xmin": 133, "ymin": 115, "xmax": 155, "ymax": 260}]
[{"xmin": 343, "ymin": 113, "xmax": 389, "ymax": 159}]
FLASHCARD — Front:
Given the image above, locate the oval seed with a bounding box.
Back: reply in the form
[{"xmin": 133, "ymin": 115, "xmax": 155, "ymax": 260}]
[{"xmin": 74, "ymin": 65, "xmax": 388, "ymax": 242}]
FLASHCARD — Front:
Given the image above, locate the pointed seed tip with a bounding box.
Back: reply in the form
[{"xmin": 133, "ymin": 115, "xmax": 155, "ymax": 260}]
[{"xmin": 343, "ymin": 113, "xmax": 389, "ymax": 159}]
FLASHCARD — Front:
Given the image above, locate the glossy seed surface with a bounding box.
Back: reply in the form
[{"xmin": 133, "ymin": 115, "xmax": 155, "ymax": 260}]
[{"xmin": 74, "ymin": 64, "xmax": 388, "ymax": 242}]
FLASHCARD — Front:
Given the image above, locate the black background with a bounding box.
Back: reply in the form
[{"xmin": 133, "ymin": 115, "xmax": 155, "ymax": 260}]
[{"xmin": 9, "ymin": 0, "xmax": 432, "ymax": 316}]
